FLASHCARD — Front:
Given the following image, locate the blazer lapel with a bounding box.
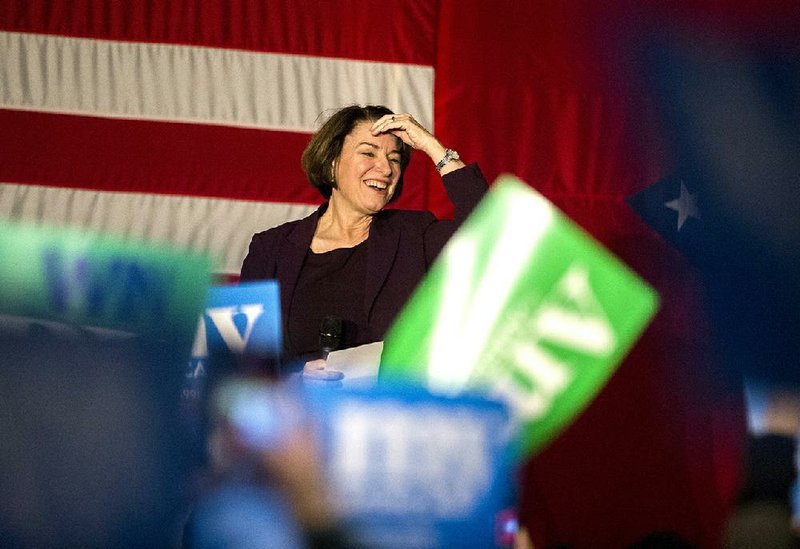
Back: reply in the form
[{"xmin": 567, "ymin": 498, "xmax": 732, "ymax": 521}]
[
  {"xmin": 277, "ymin": 205, "xmax": 323, "ymax": 324},
  {"xmin": 364, "ymin": 214, "xmax": 400, "ymax": 322}
]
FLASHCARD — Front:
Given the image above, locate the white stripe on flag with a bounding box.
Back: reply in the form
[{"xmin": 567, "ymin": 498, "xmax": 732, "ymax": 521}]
[
  {"xmin": 0, "ymin": 183, "xmax": 317, "ymax": 274},
  {"xmin": 0, "ymin": 31, "xmax": 435, "ymax": 131}
]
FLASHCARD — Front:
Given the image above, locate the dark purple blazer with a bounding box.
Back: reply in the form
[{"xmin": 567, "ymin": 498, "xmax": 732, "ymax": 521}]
[{"xmin": 240, "ymin": 163, "xmax": 488, "ymax": 355}]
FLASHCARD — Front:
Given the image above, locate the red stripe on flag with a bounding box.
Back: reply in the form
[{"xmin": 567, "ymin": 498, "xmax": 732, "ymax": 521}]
[
  {"xmin": 0, "ymin": 0, "xmax": 438, "ymax": 65},
  {"xmin": 0, "ymin": 109, "xmax": 317, "ymax": 203},
  {"xmin": 0, "ymin": 108, "xmax": 433, "ymax": 210}
]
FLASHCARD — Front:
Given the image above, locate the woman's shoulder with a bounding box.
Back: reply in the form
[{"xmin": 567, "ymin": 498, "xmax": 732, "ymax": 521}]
[
  {"xmin": 252, "ymin": 219, "xmax": 297, "ymax": 240},
  {"xmin": 241, "ymin": 214, "xmax": 316, "ymax": 279},
  {"xmin": 251, "ymin": 209, "xmax": 319, "ymax": 242}
]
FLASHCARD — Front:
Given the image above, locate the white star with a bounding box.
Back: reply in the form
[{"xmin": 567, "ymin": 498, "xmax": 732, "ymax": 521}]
[{"xmin": 665, "ymin": 181, "xmax": 700, "ymax": 231}]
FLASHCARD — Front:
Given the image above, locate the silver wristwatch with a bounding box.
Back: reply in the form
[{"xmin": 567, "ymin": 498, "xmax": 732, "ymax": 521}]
[{"xmin": 435, "ymin": 148, "xmax": 460, "ymax": 172}]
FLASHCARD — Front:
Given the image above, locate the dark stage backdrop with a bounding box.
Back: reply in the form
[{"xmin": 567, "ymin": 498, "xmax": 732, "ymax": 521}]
[{"xmin": 2, "ymin": 1, "xmax": 798, "ymax": 546}]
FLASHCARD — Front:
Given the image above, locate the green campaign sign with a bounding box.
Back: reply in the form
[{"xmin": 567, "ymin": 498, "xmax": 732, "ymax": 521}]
[
  {"xmin": 0, "ymin": 221, "xmax": 211, "ymax": 339},
  {"xmin": 381, "ymin": 176, "xmax": 659, "ymax": 458}
]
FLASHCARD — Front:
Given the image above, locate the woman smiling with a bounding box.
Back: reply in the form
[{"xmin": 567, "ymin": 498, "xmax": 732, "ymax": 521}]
[{"xmin": 240, "ymin": 105, "xmax": 488, "ymax": 375}]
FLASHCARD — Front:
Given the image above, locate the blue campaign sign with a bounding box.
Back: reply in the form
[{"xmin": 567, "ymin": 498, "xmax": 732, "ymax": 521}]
[
  {"xmin": 193, "ymin": 281, "xmax": 282, "ymax": 360},
  {"xmin": 186, "ymin": 281, "xmax": 282, "ymax": 396},
  {"xmin": 306, "ymin": 385, "xmax": 516, "ymax": 548}
]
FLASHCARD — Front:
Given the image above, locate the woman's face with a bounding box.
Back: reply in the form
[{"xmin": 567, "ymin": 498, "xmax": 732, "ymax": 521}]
[{"xmin": 331, "ymin": 122, "xmax": 402, "ymax": 216}]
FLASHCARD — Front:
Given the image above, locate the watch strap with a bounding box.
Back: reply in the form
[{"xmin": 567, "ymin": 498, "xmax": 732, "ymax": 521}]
[{"xmin": 435, "ymin": 148, "xmax": 460, "ymax": 172}]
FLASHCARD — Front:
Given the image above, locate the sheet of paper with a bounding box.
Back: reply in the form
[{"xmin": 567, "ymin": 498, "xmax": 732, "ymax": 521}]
[{"xmin": 325, "ymin": 341, "xmax": 384, "ymax": 389}]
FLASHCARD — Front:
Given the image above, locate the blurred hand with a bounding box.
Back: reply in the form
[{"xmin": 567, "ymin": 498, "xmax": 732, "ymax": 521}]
[
  {"xmin": 259, "ymin": 421, "xmax": 338, "ymax": 531},
  {"xmin": 302, "ymin": 358, "xmax": 344, "ymax": 381},
  {"xmin": 761, "ymin": 388, "xmax": 800, "ymax": 437},
  {"xmin": 514, "ymin": 526, "xmax": 535, "ymax": 549}
]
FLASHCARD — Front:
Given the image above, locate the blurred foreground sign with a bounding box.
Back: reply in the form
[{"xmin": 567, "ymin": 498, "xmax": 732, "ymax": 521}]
[
  {"xmin": 0, "ymin": 222, "xmax": 211, "ymax": 547},
  {"xmin": 308, "ymin": 386, "xmax": 513, "ymax": 548},
  {"xmin": 381, "ymin": 176, "xmax": 659, "ymax": 457},
  {"xmin": 0, "ymin": 221, "xmax": 211, "ymax": 338}
]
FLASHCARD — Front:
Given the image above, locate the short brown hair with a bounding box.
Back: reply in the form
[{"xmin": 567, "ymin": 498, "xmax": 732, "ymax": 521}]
[{"xmin": 301, "ymin": 105, "xmax": 412, "ymax": 202}]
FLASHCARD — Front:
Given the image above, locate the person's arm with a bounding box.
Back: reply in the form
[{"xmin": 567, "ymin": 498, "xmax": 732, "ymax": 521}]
[
  {"xmin": 369, "ymin": 112, "xmax": 488, "ymax": 220},
  {"xmin": 371, "ymin": 111, "xmax": 491, "ymax": 261},
  {"xmin": 415, "ymin": 163, "xmax": 489, "ymax": 266},
  {"xmin": 370, "ymin": 112, "xmax": 466, "ymax": 175},
  {"xmin": 441, "ymin": 162, "xmax": 490, "ymax": 221}
]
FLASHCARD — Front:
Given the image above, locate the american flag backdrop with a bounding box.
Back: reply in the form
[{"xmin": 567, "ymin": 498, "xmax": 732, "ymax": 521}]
[
  {"xmin": 3, "ymin": 1, "xmax": 797, "ymax": 546},
  {"xmin": 0, "ymin": 1, "xmax": 441, "ymax": 276}
]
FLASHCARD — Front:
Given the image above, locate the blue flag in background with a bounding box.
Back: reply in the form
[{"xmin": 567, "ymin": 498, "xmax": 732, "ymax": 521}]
[
  {"xmin": 626, "ymin": 173, "xmax": 706, "ymax": 265},
  {"xmin": 642, "ymin": 31, "xmax": 800, "ymax": 387}
]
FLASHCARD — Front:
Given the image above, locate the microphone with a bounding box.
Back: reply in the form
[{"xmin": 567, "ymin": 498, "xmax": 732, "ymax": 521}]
[{"xmin": 318, "ymin": 315, "xmax": 342, "ymax": 359}]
